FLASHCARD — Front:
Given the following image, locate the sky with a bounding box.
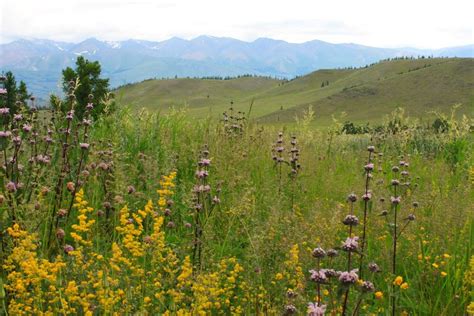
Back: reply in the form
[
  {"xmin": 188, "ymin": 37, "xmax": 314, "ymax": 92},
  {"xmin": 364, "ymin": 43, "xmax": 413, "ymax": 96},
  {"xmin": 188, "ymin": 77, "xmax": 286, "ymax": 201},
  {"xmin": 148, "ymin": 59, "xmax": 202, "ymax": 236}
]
[{"xmin": 1, "ymin": 0, "xmax": 473, "ymax": 48}]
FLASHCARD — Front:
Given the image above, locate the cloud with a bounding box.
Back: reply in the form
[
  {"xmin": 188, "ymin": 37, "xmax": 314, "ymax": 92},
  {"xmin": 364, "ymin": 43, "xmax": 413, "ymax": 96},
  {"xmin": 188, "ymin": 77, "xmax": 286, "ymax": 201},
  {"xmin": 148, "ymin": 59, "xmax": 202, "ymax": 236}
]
[{"xmin": 1, "ymin": 0, "xmax": 473, "ymax": 48}]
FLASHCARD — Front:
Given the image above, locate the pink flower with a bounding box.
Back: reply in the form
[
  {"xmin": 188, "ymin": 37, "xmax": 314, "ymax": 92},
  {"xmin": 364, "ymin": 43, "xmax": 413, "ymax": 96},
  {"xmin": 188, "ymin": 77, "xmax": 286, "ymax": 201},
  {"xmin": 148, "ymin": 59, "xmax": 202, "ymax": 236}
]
[{"xmin": 307, "ymin": 302, "xmax": 327, "ymax": 316}]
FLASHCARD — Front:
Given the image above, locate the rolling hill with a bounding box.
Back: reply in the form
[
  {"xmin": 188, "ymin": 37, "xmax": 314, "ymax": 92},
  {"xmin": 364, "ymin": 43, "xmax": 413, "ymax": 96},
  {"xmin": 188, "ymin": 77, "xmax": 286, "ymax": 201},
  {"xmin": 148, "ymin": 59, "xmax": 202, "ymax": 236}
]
[
  {"xmin": 1, "ymin": 37, "xmax": 473, "ymax": 99},
  {"xmin": 116, "ymin": 57, "xmax": 474, "ymax": 124}
]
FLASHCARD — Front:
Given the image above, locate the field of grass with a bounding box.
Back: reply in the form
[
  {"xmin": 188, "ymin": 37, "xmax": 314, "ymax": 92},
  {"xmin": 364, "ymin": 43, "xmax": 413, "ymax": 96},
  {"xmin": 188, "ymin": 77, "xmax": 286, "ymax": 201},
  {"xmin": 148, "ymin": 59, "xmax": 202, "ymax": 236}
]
[
  {"xmin": 116, "ymin": 58, "xmax": 474, "ymax": 125},
  {"xmin": 0, "ymin": 96, "xmax": 473, "ymax": 315}
]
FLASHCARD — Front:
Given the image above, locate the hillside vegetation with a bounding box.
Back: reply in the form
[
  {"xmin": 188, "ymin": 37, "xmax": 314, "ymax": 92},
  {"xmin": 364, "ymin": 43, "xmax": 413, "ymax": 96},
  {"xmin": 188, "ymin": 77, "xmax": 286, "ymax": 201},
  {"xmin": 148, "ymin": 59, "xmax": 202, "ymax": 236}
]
[{"xmin": 117, "ymin": 58, "xmax": 474, "ymax": 124}]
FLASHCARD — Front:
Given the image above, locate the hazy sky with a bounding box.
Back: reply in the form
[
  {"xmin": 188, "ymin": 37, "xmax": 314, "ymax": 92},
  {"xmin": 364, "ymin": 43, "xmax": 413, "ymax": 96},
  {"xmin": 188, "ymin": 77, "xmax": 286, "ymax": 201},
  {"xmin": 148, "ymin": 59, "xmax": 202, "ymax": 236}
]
[{"xmin": 1, "ymin": 0, "xmax": 473, "ymax": 48}]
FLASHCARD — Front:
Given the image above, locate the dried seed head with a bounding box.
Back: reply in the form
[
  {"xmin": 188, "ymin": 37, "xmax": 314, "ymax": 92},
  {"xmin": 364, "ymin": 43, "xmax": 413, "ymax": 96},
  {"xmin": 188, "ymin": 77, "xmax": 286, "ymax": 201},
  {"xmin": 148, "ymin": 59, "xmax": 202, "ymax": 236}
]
[
  {"xmin": 342, "ymin": 214, "xmax": 359, "ymax": 226},
  {"xmin": 368, "ymin": 262, "xmax": 381, "ymax": 272},
  {"xmin": 367, "ymin": 145, "xmax": 375, "ymax": 152},
  {"xmin": 347, "ymin": 193, "xmax": 358, "ymax": 203}
]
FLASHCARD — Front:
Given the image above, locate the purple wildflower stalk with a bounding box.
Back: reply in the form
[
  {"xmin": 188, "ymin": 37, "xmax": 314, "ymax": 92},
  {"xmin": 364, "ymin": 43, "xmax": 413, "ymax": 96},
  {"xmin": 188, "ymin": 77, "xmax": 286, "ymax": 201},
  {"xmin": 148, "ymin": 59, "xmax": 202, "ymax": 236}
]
[{"xmin": 359, "ymin": 146, "xmax": 374, "ymax": 278}]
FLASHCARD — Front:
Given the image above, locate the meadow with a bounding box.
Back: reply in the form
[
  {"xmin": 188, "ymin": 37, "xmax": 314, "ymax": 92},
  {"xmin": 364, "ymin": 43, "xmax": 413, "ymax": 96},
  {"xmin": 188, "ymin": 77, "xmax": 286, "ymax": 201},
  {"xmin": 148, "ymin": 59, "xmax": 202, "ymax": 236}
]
[{"xmin": 0, "ymin": 87, "xmax": 473, "ymax": 315}]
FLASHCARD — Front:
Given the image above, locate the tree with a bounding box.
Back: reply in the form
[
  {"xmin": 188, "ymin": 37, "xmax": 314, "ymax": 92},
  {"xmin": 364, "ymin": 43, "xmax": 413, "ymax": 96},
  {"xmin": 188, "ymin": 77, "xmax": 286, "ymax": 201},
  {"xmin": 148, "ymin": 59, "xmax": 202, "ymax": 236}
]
[
  {"xmin": 0, "ymin": 71, "xmax": 31, "ymax": 115},
  {"xmin": 61, "ymin": 56, "xmax": 112, "ymax": 119},
  {"xmin": 17, "ymin": 81, "xmax": 31, "ymax": 106}
]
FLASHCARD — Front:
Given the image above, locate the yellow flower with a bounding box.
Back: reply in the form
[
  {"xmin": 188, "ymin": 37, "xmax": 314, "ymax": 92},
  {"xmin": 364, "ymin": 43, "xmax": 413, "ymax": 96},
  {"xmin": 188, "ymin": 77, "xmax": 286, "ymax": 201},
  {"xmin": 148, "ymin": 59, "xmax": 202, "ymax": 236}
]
[
  {"xmin": 393, "ymin": 276, "xmax": 403, "ymax": 286},
  {"xmin": 275, "ymin": 273, "xmax": 283, "ymax": 280},
  {"xmin": 144, "ymin": 296, "xmax": 151, "ymax": 304},
  {"xmin": 400, "ymin": 282, "xmax": 409, "ymax": 290},
  {"xmin": 432, "ymin": 263, "xmax": 439, "ymax": 269},
  {"xmin": 375, "ymin": 291, "xmax": 383, "ymax": 299},
  {"xmin": 443, "ymin": 253, "xmax": 451, "ymax": 259},
  {"xmin": 441, "ymin": 271, "xmax": 447, "ymax": 277}
]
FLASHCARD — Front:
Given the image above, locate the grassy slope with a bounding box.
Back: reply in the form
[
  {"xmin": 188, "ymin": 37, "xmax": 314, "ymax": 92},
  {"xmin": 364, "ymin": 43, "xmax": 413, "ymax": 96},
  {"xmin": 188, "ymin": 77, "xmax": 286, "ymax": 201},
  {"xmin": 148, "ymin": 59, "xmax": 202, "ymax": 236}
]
[{"xmin": 116, "ymin": 58, "xmax": 474, "ymax": 124}]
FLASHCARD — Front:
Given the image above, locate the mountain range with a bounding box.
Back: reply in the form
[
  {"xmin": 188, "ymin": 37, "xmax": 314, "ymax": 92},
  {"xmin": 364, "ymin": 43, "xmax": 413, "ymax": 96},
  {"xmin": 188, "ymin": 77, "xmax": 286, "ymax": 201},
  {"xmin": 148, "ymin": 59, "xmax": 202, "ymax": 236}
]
[{"xmin": 0, "ymin": 36, "xmax": 473, "ymax": 99}]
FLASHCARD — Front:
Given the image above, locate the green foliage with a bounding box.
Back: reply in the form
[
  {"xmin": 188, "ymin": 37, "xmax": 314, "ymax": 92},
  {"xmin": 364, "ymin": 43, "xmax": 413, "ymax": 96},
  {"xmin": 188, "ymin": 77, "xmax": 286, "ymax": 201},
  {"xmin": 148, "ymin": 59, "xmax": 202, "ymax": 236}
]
[
  {"xmin": 60, "ymin": 56, "xmax": 113, "ymax": 119},
  {"xmin": 0, "ymin": 71, "xmax": 31, "ymax": 114}
]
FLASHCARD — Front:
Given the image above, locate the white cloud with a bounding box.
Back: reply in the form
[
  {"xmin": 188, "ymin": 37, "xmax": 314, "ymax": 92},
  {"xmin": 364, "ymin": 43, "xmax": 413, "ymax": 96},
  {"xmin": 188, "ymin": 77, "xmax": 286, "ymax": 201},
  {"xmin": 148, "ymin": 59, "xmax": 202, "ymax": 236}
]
[{"xmin": 1, "ymin": 0, "xmax": 473, "ymax": 48}]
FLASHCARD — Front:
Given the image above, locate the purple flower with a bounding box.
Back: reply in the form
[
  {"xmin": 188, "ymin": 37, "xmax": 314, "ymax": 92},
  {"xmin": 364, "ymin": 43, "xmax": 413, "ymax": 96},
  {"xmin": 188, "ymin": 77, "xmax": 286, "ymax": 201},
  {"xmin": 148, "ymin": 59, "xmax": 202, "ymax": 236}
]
[
  {"xmin": 13, "ymin": 114, "xmax": 23, "ymax": 121},
  {"xmin": 198, "ymin": 158, "xmax": 211, "ymax": 166},
  {"xmin": 309, "ymin": 269, "xmax": 328, "ymax": 283},
  {"xmin": 0, "ymin": 88, "xmax": 7, "ymax": 95},
  {"xmin": 362, "ymin": 191, "xmax": 372, "ymax": 201},
  {"xmin": 5, "ymin": 181, "xmax": 17, "ymax": 192},
  {"xmin": 195, "ymin": 170, "xmax": 209, "ymax": 179},
  {"xmin": 86, "ymin": 102, "xmax": 94, "ymax": 110},
  {"xmin": 360, "ymin": 280, "xmax": 375, "ymax": 292},
  {"xmin": 347, "ymin": 193, "xmax": 358, "ymax": 203},
  {"xmin": 339, "ymin": 269, "xmax": 359, "ymax": 285},
  {"xmin": 391, "ymin": 196, "xmax": 401, "ymax": 205},
  {"xmin": 80, "ymin": 143, "xmax": 90, "ymax": 150},
  {"xmin": 327, "ymin": 249, "xmax": 338, "ymax": 257},
  {"xmin": 368, "ymin": 262, "xmax": 381, "ymax": 273},
  {"xmin": 284, "ymin": 305, "xmax": 297, "ymax": 315},
  {"xmin": 63, "ymin": 244, "xmax": 74, "ymax": 254},
  {"xmin": 312, "ymin": 247, "xmax": 326, "ymax": 258},
  {"xmin": 0, "ymin": 131, "xmax": 12, "ymax": 138},
  {"xmin": 22, "ymin": 124, "xmax": 32, "ymax": 133},
  {"xmin": 364, "ymin": 163, "xmax": 374, "ymax": 171},
  {"xmin": 307, "ymin": 302, "xmax": 327, "ymax": 316},
  {"xmin": 0, "ymin": 107, "xmax": 9, "ymax": 115},
  {"xmin": 342, "ymin": 214, "xmax": 359, "ymax": 226},
  {"xmin": 342, "ymin": 236, "xmax": 359, "ymax": 252}
]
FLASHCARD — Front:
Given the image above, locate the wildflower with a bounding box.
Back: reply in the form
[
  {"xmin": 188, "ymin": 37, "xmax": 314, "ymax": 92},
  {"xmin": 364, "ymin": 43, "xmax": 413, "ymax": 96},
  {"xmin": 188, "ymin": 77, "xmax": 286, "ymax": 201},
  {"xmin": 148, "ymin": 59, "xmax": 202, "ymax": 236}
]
[
  {"xmin": 412, "ymin": 201, "xmax": 419, "ymax": 208},
  {"xmin": 275, "ymin": 273, "xmax": 284, "ymax": 280},
  {"xmin": 184, "ymin": 222, "xmax": 192, "ymax": 228},
  {"xmin": 432, "ymin": 263, "xmax": 439, "ymax": 269},
  {"xmin": 443, "ymin": 253, "xmax": 451, "ymax": 259},
  {"xmin": 364, "ymin": 163, "xmax": 374, "ymax": 171},
  {"xmin": 57, "ymin": 209, "xmax": 68, "ymax": 217},
  {"xmin": 347, "ymin": 193, "xmax": 358, "ymax": 202},
  {"xmin": 309, "ymin": 269, "xmax": 328, "ymax": 283},
  {"xmin": 362, "ymin": 191, "xmax": 372, "ymax": 201},
  {"xmin": 392, "ymin": 166, "xmax": 400, "ymax": 172},
  {"xmin": 391, "ymin": 179, "xmax": 400, "ymax": 186},
  {"xmin": 393, "ymin": 276, "xmax": 403, "ymax": 286},
  {"xmin": 166, "ymin": 221, "xmax": 176, "ymax": 228},
  {"xmin": 284, "ymin": 304, "xmax": 297, "ymax": 315},
  {"xmin": 0, "ymin": 131, "xmax": 12, "ymax": 138},
  {"xmin": 63, "ymin": 244, "xmax": 74, "ymax": 254},
  {"xmin": 339, "ymin": 269, "xmax": 359, "ymax": 285},
  {"xmin": 5, "ymin": 181, "xmax": 16, "ymax": 192},
  {"xmin": 375, "ymin": 291, "xmax": 383, "ymax": 299},
  {"xmin": 360, "ymin": 280, "xmax": 375, "ymax": 292},
  {"xmin": 86, "ymin": 102, "xmax": 94, "ymax": 110},
  {"xmin": 22, "ymin": 124, "xmax": 33, "ymax": 132},
  {"xmin": 0, "ymin": 107, "xmax": 9, "ymax": 115},
  {"xmin": 368, "ymin": 262, "xmax": 381, "ymax": 272},
  {"xmin": 342, "ymin": 236, "xmax": 359, "ymax": 252},
  {"xmin": 286, "ymin": 289, "xmax": 297, "ymax": 298},
  {"xmin": 379, "ymin": 210, "xmax": 388, "ymax": 216},
  {"xmin": 367, "ymin": 145, "xmax": 375, "ymax": 152},
  {"xmin": 441, "ymin": 271, "xmax": 447, "ymax": 277},
  {"xmin": 127, "ymin": 185, "xmax": 136, "ymax": 194},
  {"xmin": 327, "ymin": 249, "xmax": 338, "ymax": 257},
  {"xmin": 400, "ymin": 282, "xmax": 409, "ymax": 290},
  {"xmin": 198, "ymin": 158, "xmax": 211, "ymax": 166},
  {"xmin": 80, "ymin": 143, "xmax": 90, "ymax": 150},
  {"xmin": 312, "ymin": 247, "xmax": 326, "ymax": 258},
  {"xmin": 56, "ymin": 229, "xmax": 65, "ymax": 239},
  {"xmin": 342, "ymin": 214, "xmax": 359, "ymax": 226},
  {"xmin": 391, "ymin": 196, "xmax": 401, "ymax": 205},
  {"xmin": 66, "ymin": 182, "xmax": 75, "ymax": 192},
  {"xmin": 405, "ymin": 214, "xmax": 416, "ymax": 221},
  {"xmin": 307, "ymin": 302, "xmax": 327, "ymax": 316}
]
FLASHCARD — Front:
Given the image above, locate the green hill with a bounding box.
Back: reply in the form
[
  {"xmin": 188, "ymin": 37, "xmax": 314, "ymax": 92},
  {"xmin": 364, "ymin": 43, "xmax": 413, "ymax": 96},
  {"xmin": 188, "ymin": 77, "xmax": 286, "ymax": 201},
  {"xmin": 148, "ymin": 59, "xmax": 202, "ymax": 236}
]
[{"xmin": 116, "ymin": 58, "xmax": 474, "ymax": 124}]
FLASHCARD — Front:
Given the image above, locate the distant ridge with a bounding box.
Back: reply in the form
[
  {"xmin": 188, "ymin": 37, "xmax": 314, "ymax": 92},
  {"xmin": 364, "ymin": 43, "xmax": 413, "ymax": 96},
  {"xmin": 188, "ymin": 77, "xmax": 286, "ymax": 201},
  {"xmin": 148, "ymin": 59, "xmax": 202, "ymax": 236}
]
[
  {"xmin": 1, "ymin": 36, "xmax": 473, "ymax": 98},
  {"xmin": 116, "ymin": 57, "xmax": 474, "ymax": 124}
]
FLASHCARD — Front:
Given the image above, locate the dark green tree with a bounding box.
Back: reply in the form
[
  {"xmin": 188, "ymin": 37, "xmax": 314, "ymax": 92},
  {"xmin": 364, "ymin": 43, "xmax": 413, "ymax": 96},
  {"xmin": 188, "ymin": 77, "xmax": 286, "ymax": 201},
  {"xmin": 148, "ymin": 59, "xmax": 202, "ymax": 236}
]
[
  {"xmin": 61, "ymin": 56, "xmax": 112, "ymax": 119},
  {"xmin": 2, "ymin": 72, "xmax": 17, "ymax": 112},
  {"xmin": 17, "ymin": 81, "xmax": 31, "ymax": 106}
]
